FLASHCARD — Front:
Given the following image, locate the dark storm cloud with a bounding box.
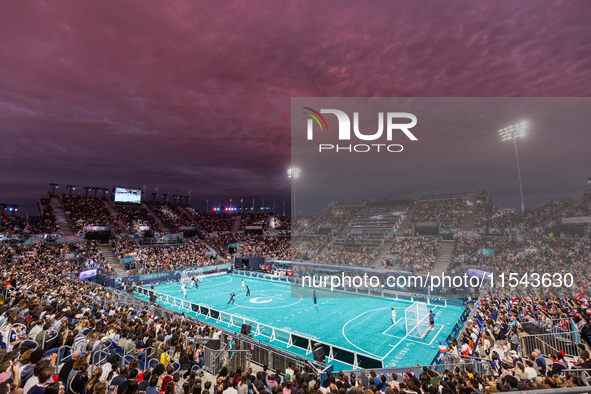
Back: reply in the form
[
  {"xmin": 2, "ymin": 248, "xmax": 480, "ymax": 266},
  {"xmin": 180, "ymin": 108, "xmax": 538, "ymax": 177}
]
[{"xmin": 1, "ymin": 0, "xmax": 591, "ymax": 214}]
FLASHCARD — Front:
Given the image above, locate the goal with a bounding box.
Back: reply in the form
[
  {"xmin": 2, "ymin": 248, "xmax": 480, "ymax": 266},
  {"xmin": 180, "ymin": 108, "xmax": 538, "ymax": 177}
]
[
  {"xmin": 180, "ymin": 268, "xmax": 203, "ymax": 284},
  {"xmin": 405, "ymin": 301, "xmax": 431, "ymax": 339}
]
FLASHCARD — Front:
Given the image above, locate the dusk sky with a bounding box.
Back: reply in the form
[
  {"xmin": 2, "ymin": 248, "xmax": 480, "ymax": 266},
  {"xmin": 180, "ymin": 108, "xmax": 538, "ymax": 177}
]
[{"xmin": 2, "ymin": 1, "xmax": 591, "ymax": 215}]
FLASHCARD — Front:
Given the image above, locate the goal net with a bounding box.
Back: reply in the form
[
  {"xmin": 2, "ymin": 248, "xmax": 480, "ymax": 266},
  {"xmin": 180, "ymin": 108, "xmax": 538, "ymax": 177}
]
[
  {"xmin": 405, "ymin": 301, "xmax": 431, "ymax": 339},
  {"xmin": 180, "ymin": 268, "xmax": 202, "ymax": 284}
]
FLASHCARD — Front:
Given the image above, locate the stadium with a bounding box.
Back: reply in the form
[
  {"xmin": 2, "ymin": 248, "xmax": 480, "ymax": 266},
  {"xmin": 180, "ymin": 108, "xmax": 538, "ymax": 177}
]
[
  {"xmin": 1, "ymin": 185, "xmax": 591, "ymax": 393},
  {"xmin": 2, "ymin": 2, "xmax": 591, "ymax": 394}
]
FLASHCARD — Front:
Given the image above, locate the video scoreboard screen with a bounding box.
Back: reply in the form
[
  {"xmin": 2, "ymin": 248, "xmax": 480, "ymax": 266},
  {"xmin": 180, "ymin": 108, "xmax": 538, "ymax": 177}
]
[
  {"xmin": 114, "ymin": 187, "xmax": 141, "ymax": 203},
  {"xmin": 79, "ymin": 269, "xmax": 97, "ymax": 280}
]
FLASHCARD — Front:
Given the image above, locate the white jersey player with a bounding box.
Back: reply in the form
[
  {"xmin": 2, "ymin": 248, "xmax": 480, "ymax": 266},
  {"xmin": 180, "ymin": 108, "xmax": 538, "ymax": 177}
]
[
  {"xmin": 241, "ymin": 279, "xmax": 245, "ymax": 291},
  {"xmin": 391, "ymin": 307, "xmax": 397, "ymax": 327},
  {"xmin": 182, "ymin": 283, "xmax": 187, "ymax": 299}
]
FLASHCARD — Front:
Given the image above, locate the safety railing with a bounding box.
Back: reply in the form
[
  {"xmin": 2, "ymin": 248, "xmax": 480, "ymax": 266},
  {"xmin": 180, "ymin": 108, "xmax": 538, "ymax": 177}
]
[
  {"xmin": 454, "ymin": 301, "xmax": 480, "ymax": 344},
  {"xmin": 54, "ymin": 346, "xmax": 75, "ymax": 374},
  {"xmin": 93, "ymin": 279, "xmax": 326, "ymax": 374},
  {"xmin": 142, "ymin": 346, "xmax": 157, "ymax": 372},
  {"xmin": 322, "ymin": 359, "xmax": 492, "ymax": 385},
  {"xmin": 135, "ymin": 286, "xmax": 382, "ymax": 369},
  {"xmin": 90, "ymin": 350, "xmax": 111, "ymax": 373},
  {"xmin": 203, "ymin": 342, "xmax": 229, "ymax": 375},
  {"xmin": 563, "ymin": 368, "xmax": 591, "ymax": 386},
  {"xmin": 442, "ymin": 354, "xmax": 493, "ymax": 373},
  {"xmin": 508, "ymin": 388, "xmax": 591, "ymax": 394},
  {"xmin": 521, "ymin": 329, "xmax": 581, "ymax": 358},
  {"xmin": 530, "ymin": 318, "xmax": 580, "ymax": 334}
]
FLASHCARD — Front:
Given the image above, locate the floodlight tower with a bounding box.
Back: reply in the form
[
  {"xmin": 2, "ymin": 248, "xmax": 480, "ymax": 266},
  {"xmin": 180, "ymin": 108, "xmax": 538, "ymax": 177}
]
[
  {"xmin": 288, "ymin": 167, "xmax": 301, "ymax": 220},
  {"xmin": 49, "ymin": 183, "xmax": 59, "ymax": 195},
  {"xmin": 499, "ymin": 122, "xmax": 527, "ymax": 213}
]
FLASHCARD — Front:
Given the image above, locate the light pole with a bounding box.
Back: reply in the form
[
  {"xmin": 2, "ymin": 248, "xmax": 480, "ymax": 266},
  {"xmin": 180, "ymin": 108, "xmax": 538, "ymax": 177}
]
[
  {"xmin": 288, "ymin": 167, "xmax": 300, "ymax": 219},
  {"xmin": 499, "ymin": 122, "xmax": 527, "ymax": 213}
]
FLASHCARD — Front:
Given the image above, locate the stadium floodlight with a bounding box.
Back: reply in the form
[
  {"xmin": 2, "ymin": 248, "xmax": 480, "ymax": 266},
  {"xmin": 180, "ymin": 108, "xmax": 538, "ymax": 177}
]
[
  {"xmin": 498, "ymin": 122, "xmax": 527, "ymax": 213},
  {"xmin": 49, "ymin": 183, "xmax": 59, "ymax": 194},
  {"xmin": 66, "ymin": 184, "xmax": 76, "ymax": 195},
  {"xmin": 288, "ymin": 167, "xmax": 301, "ymax": 220},
  {"xmin": 587, "ymin": 177, "xmax": 591, "ymax": 183},
  {"xmin": 287, "ymin": 167, "xmax": 300, "ymax": 179}
]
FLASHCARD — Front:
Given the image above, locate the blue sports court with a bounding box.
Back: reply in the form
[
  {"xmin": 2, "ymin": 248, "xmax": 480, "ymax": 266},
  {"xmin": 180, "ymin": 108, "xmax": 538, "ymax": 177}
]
[{"xmin": 135, "ymin": 273, "xmax": 466, "ymax": 370}]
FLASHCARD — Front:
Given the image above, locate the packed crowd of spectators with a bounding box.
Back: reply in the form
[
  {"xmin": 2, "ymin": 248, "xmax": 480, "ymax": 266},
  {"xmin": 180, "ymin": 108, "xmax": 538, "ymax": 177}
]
[
  {"xmin": 38, "ymin": 199, "xmax": 60, "ymax": 234},
  {"xmin": 115, "ymin": 207, "xmax": 161, "ymax": 234},
  {"xmin": 239, "ymin": 213, "xmax": 269, "ymax": 231},
  {"xmin": 0, "ymin": 216, "xmax": 45, "ymax": 237},
  {"xmin": 184, "ymin": 208, "xmax": 234, "ymax": 233},
  {"xmin": 0, "ymin": 199, "xmax": 62, "ymax": 236},
  {"xmin": 291, "ymin": 236, "xmax": 329, "ymax": 260},
  {"xmin": 411, "ymin": 198, "xmax": 467, "ymax": 229},
  {"xmin": 2, "ymin": 240, "xmax": 115, "ymax": 279},
  {"xmin": 389, "ymin": 237, "xmax": 441, "ymax": 273},
  {"xmin": 272, "ymin": 215, "xmax": 290, "ymax": 231},
  {"xmin": 146, "ymin": 202, "xmax": 194, "ymax": 233},
  {"xmin": 473, "ymin": 190, "xmax": 590, "ymax": 231},
  {"xmin": 60, "ymin": 195, "xmax": 122, "ymax": 233},
  {"xmin": 3, "ymin": 215, "xmax": 591, "ymax": 394},
  {"xmin": 109, "ymin": 239, "xmax": 215, "ymax": 274},
  {"xmin": 3, "ymin": 243, "xmax": 591, "ymax": 394},
  {"xmin": 486, "ymin": 200, "xmax": 572, "ymax": 230},
  {"xmin": 293, "ymin": 206, "xmax": 360, "ymax": 235},
  {"xmin": 446, "ymin": 295, "xmax": 591, "ymax": 391},
  {"xmin": 449, "ymin": 237, "xmax": 590, "ymax": 299},
  {"xmin": 0, "ymin": 246, "xmax": 230, "ymax": 394},
  {"xmin": 473, "ymin": 191, "xmax": 491, "ymax": 229},
  {"xmin": 240, "ymin": 236, "xmax": 290, "ymax": 260},
  {"xmin": 315, "ymin": 246, "xmax": 378, "ymax": 267},
  {"xmin": 203, "ymin": 234, "xmax": 290, "ymax": 260},
  {"xmin": 204, "ymin": 234, "xmax": 241, "ymax": 257}
]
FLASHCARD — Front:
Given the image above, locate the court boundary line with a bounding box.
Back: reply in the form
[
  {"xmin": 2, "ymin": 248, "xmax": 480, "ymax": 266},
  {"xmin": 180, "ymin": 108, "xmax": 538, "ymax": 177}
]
[{"xmin": 148, "ymin": 275, "xmax": 459, "ymax": 365}]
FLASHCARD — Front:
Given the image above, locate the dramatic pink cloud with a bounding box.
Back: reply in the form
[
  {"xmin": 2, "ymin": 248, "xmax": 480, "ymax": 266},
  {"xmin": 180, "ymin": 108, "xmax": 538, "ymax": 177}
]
[{"xmin": 1, "ymin": 0, "xmax": 590, "ymax": 212}]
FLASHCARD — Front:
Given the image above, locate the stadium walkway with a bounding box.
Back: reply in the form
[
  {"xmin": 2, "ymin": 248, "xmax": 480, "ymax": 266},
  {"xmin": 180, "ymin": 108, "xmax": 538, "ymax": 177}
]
[
  {"xmin": 50, "ymin": 196, "xmax": 74, "ymax": 236},
  {"xmin": 142, "ymin": 203, "xmax": 171, "ymax": 234},
  {"xmin": 463, "ymin": 194, "xmax": 478, "ymax": 231},
  {"xmin": 431, "ymin": 240, "xmax": 453, "ymax": 276},
  {"xmin": 100, "ymin": 244, "xmax": 127, "ymax": 277}
]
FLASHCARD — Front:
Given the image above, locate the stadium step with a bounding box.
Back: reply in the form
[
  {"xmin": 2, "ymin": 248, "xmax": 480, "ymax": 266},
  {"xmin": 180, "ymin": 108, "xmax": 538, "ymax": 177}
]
[
  {"xmin": 142, "ymin": 203, "xmax": 171, "ymax": 234},
  {"xmin": 103, "ymin": 199, "xmax": 128, "ymax": 230},
  {"xmin": 179, "ymin": 206, "xmax": 208, "ymax": 234},
  {"xmin": 232, "ymin": 215, "xmax": 242, "ymax": 233},
  {"xmin": 462, "ymin": 194, "xmax": 478, "ymax": 231},
  {"xmin": 99, "ymin": 244, "xmax": 127, "ymax": 276},
  {"xmin": 376, "ymin": 238, "xmax": 394, "ymax": 268},
  {"xmin": 50, "ymin": 196, "xmax": 74, "ymax": 236},
  {"xmin": 200, "ymin": 240, "xmax": 222, "ymax": 260},
  {"xmin": 397, "ymin": 204, "xmax": 417, "ymax": 235},
  {"xmin": 431, "ymin": 240, "xmax": 454, "ymax": 276}
]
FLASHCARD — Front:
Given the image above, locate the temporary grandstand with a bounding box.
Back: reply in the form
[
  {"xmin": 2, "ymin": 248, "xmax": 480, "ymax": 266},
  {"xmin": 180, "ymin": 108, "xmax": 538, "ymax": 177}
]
[{"xmin": 1, "ymin": 186, "xmax": 591, "ymax": 394}]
